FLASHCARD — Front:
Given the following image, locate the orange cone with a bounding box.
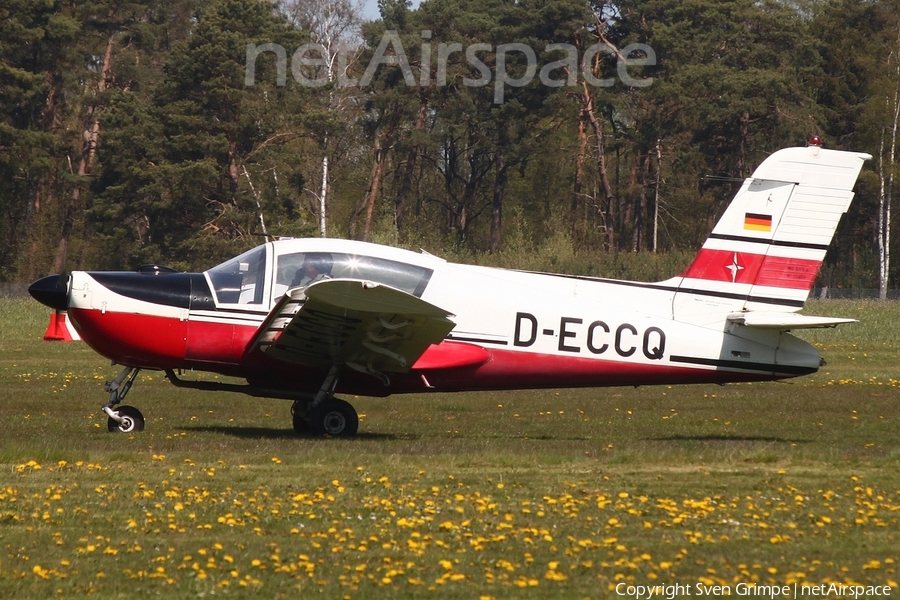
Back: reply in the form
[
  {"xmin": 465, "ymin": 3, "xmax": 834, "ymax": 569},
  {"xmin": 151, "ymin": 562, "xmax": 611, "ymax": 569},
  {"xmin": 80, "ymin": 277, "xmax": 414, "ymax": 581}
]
[{"xmin": 42, "ymin": 311, "xmax": 79, "ymax": 341}]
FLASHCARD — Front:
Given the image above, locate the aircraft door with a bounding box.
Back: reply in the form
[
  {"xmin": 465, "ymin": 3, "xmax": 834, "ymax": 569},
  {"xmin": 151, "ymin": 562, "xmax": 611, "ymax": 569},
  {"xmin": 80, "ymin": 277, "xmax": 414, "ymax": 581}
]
[{"xmin": 189, "ymin": 244, "xmax": 272, "ymax": 363}]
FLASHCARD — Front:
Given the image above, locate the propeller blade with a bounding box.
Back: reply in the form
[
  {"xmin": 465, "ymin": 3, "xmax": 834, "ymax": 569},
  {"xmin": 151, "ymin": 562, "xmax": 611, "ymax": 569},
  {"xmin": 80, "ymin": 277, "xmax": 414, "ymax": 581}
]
[{"xmin": 56, "ymin": 245, "xmax": 68, "ymax": 292}]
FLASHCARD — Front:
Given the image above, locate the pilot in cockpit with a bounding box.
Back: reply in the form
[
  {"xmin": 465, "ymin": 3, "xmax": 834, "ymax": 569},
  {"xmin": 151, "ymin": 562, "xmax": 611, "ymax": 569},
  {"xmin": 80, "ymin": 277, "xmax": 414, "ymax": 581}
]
[
  {"xmin": 272, "ymin": 252, "xmax": 334, "ymax": 300},
  {"xmin": 291, "ymin": 253, "xmax": 333, "ymax": 288}
]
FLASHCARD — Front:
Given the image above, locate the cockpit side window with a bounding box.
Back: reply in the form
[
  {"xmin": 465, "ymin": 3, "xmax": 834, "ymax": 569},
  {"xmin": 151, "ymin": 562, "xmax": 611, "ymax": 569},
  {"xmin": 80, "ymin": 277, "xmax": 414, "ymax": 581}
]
[
  {"xmin": 273, "ymin": 252, "xmax": 432, "ymax": 299},
  {"xmin": 207, "ymin": 246, "xmax": 267, "ymax": 305},
  {"xmin": 336, "ymin": 255, "xmax": 432, "ymax": 296}
]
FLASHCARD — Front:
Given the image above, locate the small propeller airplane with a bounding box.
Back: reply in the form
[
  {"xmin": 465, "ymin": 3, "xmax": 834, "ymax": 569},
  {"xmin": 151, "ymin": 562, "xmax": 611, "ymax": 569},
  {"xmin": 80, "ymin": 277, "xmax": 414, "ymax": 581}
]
[{"xmin": 30, "ymin": 139, "xmax": 870, "ymax": 436}]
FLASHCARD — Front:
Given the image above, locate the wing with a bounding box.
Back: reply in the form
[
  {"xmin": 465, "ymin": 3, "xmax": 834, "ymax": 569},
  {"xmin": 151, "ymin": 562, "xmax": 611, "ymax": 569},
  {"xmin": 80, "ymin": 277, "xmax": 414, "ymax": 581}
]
[
  {"xmin": 249, "ymin": 279, "xmax": 456, "ymax": 382},
  {"xmin": 727, "ymin": 312, "xmax": 857, "ymax": 330}
]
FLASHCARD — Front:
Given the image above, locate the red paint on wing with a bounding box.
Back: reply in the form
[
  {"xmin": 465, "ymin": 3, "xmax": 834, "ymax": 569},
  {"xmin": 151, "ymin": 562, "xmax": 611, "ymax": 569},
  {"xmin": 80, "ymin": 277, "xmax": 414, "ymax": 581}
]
[{"xmin": 412, "ymin": 341, "xmax": 491, "ymax": 370}]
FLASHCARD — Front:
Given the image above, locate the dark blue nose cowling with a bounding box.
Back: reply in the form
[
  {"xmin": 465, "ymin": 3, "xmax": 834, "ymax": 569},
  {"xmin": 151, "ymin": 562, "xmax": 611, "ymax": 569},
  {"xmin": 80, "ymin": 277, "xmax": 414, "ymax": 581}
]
[{"xmin": 29, "ymin": 275, "xmax": 68, "ymax": 311}]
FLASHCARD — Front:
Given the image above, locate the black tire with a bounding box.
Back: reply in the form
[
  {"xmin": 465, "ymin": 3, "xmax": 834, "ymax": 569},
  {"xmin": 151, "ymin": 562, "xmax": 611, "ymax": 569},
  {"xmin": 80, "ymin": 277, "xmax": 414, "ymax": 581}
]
[
  {"xmin": 309, "ymin": 399, "xmax": 358, "ymax": 437},
  {"xmin": 107, "ymin": 405, "xmax": 145, "ymax": 433},
  {"xmin": 292, "ymin": 410, "xmax": 310, "ymax": 434}
]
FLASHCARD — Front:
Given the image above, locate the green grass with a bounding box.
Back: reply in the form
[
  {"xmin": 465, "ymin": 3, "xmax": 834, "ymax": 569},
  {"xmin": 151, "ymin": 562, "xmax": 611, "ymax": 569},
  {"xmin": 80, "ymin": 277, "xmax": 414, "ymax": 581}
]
[{"xmin": 1, "ymin": 299, "xmax": 899, "ymax": 599}]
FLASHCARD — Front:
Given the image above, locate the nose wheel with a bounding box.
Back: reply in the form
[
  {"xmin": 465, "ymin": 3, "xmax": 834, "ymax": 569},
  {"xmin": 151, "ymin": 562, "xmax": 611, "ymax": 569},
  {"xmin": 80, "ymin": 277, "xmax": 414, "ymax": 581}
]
[
  {"xmin": 102, "ymin": 366, "xmax": 145, "ymax": 433},
  {"xmin": 106, "ymin": 405, "xmax": 145, "ymax": 432}
]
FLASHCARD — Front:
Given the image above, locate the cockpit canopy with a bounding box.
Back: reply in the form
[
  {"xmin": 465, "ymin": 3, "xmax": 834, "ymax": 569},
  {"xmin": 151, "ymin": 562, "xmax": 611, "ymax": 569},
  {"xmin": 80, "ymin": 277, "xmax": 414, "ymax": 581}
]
[{"xmin": 205, "ymin": 243, "xmax": 434, "ymax": 307}]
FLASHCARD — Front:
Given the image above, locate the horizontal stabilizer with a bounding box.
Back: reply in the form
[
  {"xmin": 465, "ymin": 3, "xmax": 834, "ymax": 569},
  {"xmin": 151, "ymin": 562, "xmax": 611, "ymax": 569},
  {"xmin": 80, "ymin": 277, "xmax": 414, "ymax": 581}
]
[{"xmin": 727, "ymin": 312, "xmax": 857, "ymax": 330}]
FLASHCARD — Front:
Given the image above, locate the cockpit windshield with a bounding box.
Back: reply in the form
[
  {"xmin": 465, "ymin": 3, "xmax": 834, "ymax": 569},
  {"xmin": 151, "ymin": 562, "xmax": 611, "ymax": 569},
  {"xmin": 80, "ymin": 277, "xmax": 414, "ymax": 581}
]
[{"xmin": 207, "ymin": 246, "xmax": 267, "ymax": 305}]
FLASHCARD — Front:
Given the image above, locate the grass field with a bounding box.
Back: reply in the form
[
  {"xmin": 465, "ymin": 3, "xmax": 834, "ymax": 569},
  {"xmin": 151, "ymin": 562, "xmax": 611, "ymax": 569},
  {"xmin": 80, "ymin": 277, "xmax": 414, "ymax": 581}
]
[{"xmin": 1, "ymin": 298, "xmax": 898, "ymax": 599}]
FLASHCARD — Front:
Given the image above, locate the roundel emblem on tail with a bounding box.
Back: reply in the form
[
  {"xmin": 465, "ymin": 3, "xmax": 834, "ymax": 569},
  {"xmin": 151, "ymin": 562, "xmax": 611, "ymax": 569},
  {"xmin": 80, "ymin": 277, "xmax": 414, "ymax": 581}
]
[{"xmin": 725, "ymin": 253, "xmax": 744, "ymax": 283}]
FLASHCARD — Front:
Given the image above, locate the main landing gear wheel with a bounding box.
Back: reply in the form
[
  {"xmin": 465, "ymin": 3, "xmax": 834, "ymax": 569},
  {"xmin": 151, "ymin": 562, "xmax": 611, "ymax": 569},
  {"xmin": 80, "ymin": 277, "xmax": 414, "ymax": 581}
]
[
  {"xmin": 106, "ymin": 405, "xmax": 145, "ymax": 433},
  {"xmin": 291, "ymin": 401, "xmax": 309, "ymax": 434},
  {"xmin": 309, "ymin": 399, "xmax": 359, "ymax": 437}
]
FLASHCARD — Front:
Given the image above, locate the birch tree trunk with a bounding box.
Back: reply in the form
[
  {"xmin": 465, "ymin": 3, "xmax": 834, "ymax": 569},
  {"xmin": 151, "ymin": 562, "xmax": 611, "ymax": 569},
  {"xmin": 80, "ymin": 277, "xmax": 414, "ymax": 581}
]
[
  {"xmin": 878, "ymin": 32, "xmax": 900, "ymax": 300},
  {"xmin": 284, "ymin": 0, "xmax": 363, "ymax": 237},
  {"xmin": 877, "ymin": 87, "xmax": 898, "ymax": 300}
]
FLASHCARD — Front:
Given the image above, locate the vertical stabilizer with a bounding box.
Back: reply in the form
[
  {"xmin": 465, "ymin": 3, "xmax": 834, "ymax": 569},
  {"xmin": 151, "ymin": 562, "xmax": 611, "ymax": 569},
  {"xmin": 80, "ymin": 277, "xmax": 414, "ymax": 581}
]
[{"xmin": 673, "ymin": 143, "xmax": 870, "ymax": 323}]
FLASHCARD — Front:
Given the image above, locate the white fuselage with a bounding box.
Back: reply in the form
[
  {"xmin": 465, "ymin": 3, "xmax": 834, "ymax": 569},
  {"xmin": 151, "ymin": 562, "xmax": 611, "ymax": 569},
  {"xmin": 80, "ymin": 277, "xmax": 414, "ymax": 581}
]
[{"xmin": 62, "ymin": 237, "xmax": 820, "ymax": 395}]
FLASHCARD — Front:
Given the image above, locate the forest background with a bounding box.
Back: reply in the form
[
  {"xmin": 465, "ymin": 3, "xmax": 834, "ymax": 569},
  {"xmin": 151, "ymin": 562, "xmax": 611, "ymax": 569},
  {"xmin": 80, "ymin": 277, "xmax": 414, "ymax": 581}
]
[{"xmin": 2, "ymin": 0, "xmax": 899, "ymax": 296}]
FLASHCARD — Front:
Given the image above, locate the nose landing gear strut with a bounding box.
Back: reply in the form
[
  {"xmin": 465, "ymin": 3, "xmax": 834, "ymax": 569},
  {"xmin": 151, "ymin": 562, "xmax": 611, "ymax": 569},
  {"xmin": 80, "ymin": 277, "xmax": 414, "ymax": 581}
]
[{"xmin": 102, "ymin": 366, "xmax": 145, "ymax": 433}]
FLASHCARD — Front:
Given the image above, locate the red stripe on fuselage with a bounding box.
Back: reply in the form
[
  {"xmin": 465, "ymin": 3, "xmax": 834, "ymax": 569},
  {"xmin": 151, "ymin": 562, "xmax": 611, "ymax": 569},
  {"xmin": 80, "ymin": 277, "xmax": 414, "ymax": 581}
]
[
  {"xmin": 68, "ymin": 308, "xmax": 785, "ymax": 397},
  {"xmin": 186, "ymin": 318, "xmax": 257, "ymax": 364},
  {"xmin": 68, "ymin": 308, "xmax": 188, "ymax": 368},
  {"xmin": 69, "ymin": 308, "xmax": 269, "ymax": 371},
  {"xmin": 681, "ymin": 249, "xmax": 820, "ymax": 289},
  {"xmin": 407, "ymin": 348, "xmax": 779, "ymax": 391}
]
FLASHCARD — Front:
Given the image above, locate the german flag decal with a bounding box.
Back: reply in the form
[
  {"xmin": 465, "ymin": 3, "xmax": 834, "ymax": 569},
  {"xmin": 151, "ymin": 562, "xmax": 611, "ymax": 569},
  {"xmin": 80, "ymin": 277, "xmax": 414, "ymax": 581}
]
[{"xmin": 744, "ymin": 212, "xmax": 772, "ymax": 232}]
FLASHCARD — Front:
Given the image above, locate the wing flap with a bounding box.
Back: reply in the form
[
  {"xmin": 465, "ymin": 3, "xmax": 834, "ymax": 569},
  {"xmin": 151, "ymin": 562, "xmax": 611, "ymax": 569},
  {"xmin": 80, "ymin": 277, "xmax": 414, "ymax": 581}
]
[
  {"xmin": 727, "ymin": 312, "xmax": 857, "ymax": 330},
  {"xmin": 260, "ymin": 280, "xmax": 456, "ymax": 373}
]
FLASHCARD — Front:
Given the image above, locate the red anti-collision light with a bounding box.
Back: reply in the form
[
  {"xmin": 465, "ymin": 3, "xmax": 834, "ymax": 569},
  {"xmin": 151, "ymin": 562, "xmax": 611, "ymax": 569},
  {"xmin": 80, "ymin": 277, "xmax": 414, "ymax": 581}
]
[{"xmin": 808, "ymin": 135, "xmax": 823, "ymax": 147}]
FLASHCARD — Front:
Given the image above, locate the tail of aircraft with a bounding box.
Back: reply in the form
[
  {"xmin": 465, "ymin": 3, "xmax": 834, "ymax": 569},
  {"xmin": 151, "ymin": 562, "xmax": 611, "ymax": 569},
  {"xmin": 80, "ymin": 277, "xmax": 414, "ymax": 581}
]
[{"xmin": 672, "ymin": 140, "xmax": 870, "ymax": 323}]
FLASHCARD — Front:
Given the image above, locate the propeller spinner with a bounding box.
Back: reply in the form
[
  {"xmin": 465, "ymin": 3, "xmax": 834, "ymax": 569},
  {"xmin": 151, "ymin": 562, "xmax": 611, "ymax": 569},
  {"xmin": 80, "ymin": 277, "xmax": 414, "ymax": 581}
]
[{"xmin": 29, "ymin": 274, "xmax": 69, "ymax": 311}]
